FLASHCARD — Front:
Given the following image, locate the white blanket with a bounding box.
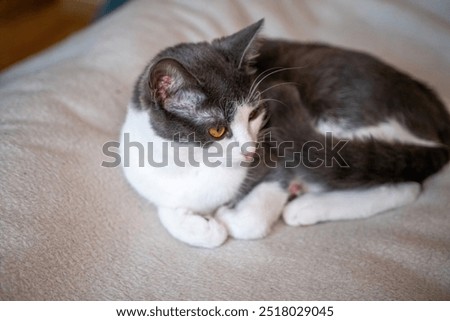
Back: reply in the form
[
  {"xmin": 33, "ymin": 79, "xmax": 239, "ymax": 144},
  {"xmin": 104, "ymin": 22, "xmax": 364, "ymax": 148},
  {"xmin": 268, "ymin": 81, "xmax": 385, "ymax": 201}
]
[{"xmin": 1, "ymin": 0, "xmax": 449, "ymax": 299}]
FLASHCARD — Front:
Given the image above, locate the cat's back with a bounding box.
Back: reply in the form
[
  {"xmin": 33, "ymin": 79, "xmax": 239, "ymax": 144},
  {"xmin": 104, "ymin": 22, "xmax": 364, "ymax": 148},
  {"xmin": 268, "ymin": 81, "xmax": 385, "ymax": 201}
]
[
  {"xmin": 255, "ymin": 39, "xmax": 403, "ymax": 98},
  {"xmin": 257, "ymin": 40, "xmax": 388, "ymax": 72},
  {"xmin": 256, "ymin": 39, "xmax": 450, "ymax": 144}
]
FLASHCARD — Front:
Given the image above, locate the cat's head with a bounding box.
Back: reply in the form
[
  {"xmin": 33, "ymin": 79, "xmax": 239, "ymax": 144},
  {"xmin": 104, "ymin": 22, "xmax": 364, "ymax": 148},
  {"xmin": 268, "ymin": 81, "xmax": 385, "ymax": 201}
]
[{"xmin": 135, "ymin": 19, "xmax": 266, "ymax": 164}]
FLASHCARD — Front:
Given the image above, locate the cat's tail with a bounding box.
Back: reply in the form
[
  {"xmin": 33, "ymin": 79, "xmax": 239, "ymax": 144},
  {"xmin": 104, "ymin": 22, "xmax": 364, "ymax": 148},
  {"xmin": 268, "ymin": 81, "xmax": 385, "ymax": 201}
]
[{"xmin": 279, "ymin": 131, "xmax": 450, "ymax": 189}]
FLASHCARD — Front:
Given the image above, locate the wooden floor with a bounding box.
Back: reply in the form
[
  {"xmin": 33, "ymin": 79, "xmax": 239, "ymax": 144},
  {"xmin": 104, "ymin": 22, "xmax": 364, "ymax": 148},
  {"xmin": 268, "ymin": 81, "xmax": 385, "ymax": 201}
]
[{"xmin": 0, "ymin": 0, "xmax": 102, "ymax": 71}]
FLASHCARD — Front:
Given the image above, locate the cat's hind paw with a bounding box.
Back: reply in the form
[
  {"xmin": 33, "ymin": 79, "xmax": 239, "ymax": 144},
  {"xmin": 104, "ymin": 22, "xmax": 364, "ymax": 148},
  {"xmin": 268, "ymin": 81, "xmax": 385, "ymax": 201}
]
[{"xmin": 282, "ymin": 194, "xmax": 323, "ymax": 226}]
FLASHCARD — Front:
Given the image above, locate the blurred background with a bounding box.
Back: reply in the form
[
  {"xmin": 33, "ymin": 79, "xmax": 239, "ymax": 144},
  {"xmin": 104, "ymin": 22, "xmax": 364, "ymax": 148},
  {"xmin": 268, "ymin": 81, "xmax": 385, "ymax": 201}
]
[
  {"xmin": 1, "ymin": 0, "xmax": 449, "ymax": 73},
  {"xmin": 0, "ymin": 0, "xmax": 130, "ymax": 71}
]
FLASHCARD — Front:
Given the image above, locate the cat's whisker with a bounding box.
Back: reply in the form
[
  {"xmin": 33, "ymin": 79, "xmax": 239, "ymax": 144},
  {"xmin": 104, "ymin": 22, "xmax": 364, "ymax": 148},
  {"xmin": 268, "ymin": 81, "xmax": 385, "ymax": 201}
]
[
  {"xmin": 248, "ymin": 90, "xmax": 262, "ymax": 104},
  {"xmin": 248, "ymin": 67, "xmax": 288, "ymax": 102},
  {"xmin": 246, "ymin": 68, "xmax": 283, "ymax": 105},
  {"xmin": 257, "ymin": 81, "xmax": 300, "ymax": 97},
  {"xmin": 247, "ymin": 66, "xmax": 307, "ymax": 103},
  {"xmin": 249, "ymin": 94, "xmax": 289, "ymax": 109},
  {"xmin": 248, "ymin": 67, "xmax": 284, "ymax": 96},
  {"xmin": 257, "ymin": 98, "xmax": 289, "ymax": 108}
]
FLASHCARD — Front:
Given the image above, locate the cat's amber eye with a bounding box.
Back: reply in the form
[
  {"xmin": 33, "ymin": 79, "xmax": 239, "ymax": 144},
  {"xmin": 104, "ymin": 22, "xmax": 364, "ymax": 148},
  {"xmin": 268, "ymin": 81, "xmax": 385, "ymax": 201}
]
[{"xmin": 208, "ymin": 126, "xmax": 227, "ymax": 139}]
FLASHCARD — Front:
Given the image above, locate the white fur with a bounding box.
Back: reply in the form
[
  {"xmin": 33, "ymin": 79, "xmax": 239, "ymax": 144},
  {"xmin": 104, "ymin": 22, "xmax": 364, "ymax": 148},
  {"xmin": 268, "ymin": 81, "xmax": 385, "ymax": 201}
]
[
  {"xmin": 283, "ymin": 182, "xmax": 421, "ymax": 226},
  {"xmin": 120, "ymin": 102, "xmax": 264, "ymax": 247},
  {"xmin": 158, "ymin": 207, "xmax": 228, "ymax": 248},
  {"xmin": 216, "ymin": 181, "xmax": 289, "ymax": 239},
  {"xmin": 316, "ymin": 118, "xmax": 438, "ymax": 146}
]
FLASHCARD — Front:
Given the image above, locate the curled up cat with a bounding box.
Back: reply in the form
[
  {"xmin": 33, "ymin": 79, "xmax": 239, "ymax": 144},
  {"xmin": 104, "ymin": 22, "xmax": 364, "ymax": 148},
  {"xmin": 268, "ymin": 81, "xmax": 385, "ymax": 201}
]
[{"xmin": 120, "ymin": 19, "xmax": 450, "ymax": 248}]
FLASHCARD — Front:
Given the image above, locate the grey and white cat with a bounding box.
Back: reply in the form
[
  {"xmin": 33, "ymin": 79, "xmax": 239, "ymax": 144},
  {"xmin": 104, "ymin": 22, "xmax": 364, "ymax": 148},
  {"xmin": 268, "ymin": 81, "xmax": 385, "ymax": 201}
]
[{"xmin": 120, "ymin": 20, "xmax": 450, "ymax": 248}]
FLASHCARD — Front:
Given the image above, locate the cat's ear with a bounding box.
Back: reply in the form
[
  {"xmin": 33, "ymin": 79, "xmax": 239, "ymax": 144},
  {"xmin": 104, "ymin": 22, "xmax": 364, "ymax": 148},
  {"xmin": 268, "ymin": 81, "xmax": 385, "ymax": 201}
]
[
  {"xmin": 213, "ymin": 19, "xmax": 264, "ymax": 72},
  {"xmin": 148, "ymin": 58, "xmax": 202, "ymax": 110}
]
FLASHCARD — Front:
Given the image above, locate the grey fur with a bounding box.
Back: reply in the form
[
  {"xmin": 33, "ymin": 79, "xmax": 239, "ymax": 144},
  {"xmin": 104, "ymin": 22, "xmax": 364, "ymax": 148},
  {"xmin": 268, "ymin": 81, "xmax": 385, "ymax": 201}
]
[{"xmin": 131, "ymin": 19, "xmax": 450, "ymax": 199}]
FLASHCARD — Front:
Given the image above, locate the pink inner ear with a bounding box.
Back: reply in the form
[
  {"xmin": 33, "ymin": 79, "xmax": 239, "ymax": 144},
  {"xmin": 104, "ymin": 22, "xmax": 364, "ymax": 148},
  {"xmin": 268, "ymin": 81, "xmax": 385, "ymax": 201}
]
[{"xmin": 157, "ymin": 75, "xmax": 172, "ymax": 101}]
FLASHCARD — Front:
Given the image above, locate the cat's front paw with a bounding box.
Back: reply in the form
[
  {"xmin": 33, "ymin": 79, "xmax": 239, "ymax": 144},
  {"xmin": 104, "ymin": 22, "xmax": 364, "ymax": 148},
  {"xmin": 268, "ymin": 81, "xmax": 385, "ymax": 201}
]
[
  {"xmin": 180, "ymin": 210, "xmax": 228, "ymax": 248},
  {"xmin": 216, "ymin": 206, "xmax": 271, "ymax": 240},
  {"xmin": 159, "ymin": 207, "xmax": 228, "ymax": 248},
  {"xmin": 282, "ymin": 195, "xmax": 323, "ymax": 226}
]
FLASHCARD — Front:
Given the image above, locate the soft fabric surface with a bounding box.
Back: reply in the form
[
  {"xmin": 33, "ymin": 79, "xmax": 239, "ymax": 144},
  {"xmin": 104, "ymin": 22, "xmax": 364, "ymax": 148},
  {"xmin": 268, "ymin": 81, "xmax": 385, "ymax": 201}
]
[{"xmin": 1, "ymin": 0, "xmax": 449, "ymax": 300}]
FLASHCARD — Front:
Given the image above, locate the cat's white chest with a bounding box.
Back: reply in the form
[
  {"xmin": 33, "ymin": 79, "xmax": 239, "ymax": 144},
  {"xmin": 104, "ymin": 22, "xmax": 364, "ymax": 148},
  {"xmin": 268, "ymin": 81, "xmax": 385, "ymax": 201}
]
[
  {"xmin": 120, "ymin": 106, "xmax": 246, "ymax": 214},
  {"xmin": 135, "ymin": 163, "xmax": 245, "ymax": 213}
]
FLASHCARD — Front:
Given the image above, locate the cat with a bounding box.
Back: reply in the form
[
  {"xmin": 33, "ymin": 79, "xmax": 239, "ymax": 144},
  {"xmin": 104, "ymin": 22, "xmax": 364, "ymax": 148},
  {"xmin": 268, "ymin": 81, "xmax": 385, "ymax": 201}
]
[{"xmin": 120, "ymin": 19, "xmax": 450, "ymax": 248}]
